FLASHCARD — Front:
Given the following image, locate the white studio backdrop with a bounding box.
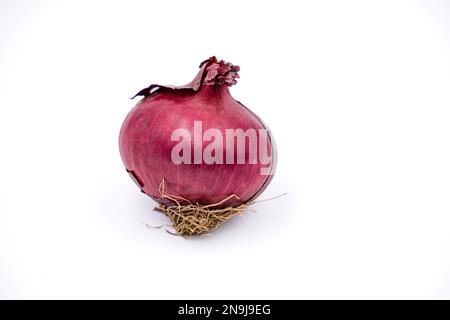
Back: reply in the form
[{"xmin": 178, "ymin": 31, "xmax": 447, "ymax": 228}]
[{"xmin": 1, "ymin": 0, "xmax": 450, "ymax": 299}]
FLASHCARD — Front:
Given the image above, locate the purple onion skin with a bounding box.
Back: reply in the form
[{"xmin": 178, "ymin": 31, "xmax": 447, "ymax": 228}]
[{"xmin": 119, "ymin": 57, "xmax": 276, "ymax": 208}]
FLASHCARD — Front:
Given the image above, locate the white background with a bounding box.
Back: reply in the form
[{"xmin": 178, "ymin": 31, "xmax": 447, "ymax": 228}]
[{"xmin": 1, "ymin": 0, "xmax": 450, "ymax": 299}]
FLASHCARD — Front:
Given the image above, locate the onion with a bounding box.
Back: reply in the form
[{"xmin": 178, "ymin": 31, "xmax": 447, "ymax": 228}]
[{"xmin": 119, "ymin": 57, "xmax": 277, "ymax": 235}]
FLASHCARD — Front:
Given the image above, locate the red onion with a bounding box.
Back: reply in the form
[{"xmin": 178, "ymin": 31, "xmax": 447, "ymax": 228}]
[{"xmin": 119, "ymin": 57, "xmax": 276, "ymax": 214}]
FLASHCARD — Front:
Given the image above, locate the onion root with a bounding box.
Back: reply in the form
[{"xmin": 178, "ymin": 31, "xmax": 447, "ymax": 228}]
[{"xmin": 155, "ymin": 180, "xmax": 247, "ymax": 236}]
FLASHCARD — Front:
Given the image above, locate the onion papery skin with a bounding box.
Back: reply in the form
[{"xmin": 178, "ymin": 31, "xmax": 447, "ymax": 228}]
[{"xmin": 119, "ymin": 57, "xmax": 276, "ymax": 208}]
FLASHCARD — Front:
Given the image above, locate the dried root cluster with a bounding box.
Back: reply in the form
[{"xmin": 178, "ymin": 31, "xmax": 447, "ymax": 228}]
[{"xmin": 156, "ymin": 181, "xmax": 247, "ymax": 236}]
